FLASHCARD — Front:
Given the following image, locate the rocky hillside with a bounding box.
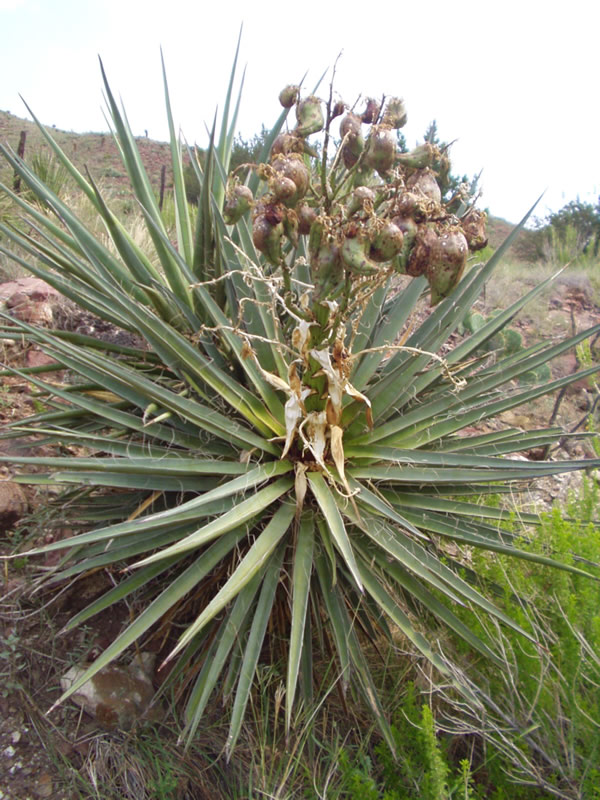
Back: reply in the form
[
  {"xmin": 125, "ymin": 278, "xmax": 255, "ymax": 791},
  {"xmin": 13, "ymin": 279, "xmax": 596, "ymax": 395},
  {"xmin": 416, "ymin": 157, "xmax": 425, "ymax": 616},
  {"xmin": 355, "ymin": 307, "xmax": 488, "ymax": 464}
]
[
  {"xmin": 1, "ymin": 109, "xmax": 540, "ymax": 259},
  {"xmin": 0, "ymin": 109, "xmax": 174, "ymax": 200}
]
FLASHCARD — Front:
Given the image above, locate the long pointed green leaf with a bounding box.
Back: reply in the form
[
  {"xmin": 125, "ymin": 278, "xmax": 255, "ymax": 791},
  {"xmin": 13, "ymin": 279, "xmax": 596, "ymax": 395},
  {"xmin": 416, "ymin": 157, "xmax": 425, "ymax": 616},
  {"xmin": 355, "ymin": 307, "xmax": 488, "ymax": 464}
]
[
  {"xmin": 226, "ymin": 539, "xmax": 286, "ymax": 757},
  {"xmin": 52, "ymin": 526, "xmax": 246, "ymax": 712},
  {"xmin": 132, "ymin": 476, "xmax": 294, "ymax": 568},
  {"xmin": 286, "ymin": 512, "xmax": 315, "ymax": 733},
  {"xmin": 308, "ymin": 472, "xmax": 363, "ymax": 592},
  {"xmin": 170, "ymin": 502, "xmax": 295, "ymax": 656},
  {"xmin": 183, "ymin": 570, "xmax": 264, "ymax": 742}
]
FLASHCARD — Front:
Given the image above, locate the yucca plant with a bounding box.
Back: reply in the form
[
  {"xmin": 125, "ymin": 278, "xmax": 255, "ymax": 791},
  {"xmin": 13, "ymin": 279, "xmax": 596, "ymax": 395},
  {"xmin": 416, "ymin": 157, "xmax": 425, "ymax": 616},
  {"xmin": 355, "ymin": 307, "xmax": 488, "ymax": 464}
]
[{"xmin": 1, "ymin": 45, "xmax": 599, "ymax": 756}]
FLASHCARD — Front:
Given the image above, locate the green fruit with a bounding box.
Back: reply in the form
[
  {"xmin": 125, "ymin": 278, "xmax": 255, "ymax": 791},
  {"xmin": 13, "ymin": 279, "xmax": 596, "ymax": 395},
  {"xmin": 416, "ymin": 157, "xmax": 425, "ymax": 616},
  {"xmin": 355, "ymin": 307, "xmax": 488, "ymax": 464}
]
[
  {"xmin": 369, "ymin": 221, "xmax": 404, "ymax": 262},
  {"xmin": 297, "ymin": 203, "xmax": 317, "ymax": 235},
  {"xmin": 312, "ymin": 240, "xmax": 341, "ymax": 284},
  {"xmin": 252, "ymin": 205, "xmax": 285, "ymax": 265},
  {"xmin": 279, "ymin": 84, "xmax": 300, "ymax": 108},
  {"xmin": 346, "ymin": 186, "xmax": 375, "ymax": 218},
  {"xmin": 308, "ymin": 217, "xmax": 325, "ymax": 259},
  {"xmin": 360, "ymin": 97, "xmax": 381, "ymax": 124},
  {"xmin": 271, "ymin": 175, "xmax": 297, "ymax": 204},
  {"xmin": 392, "ymin": 215, "xmax": 418, "ymax": 272},
  {"xmin": 340, "ymin": 232, "xmax": 378, "ymax": 275},
  {"xmin": 272, "ymin": 154, "xmax": 310, "ymax": 207},
  {"xmin": 283, "ymin": 209, "xmax": 299, "ymax": 247},
  {"xmin": 396, "ymin": 142, "xmax": 436, "ymax": 169},
  {"xmin": 295, "ymin": 96, "xmax": 324, "ymax": 137},
  {"xmin": 461, "ymin": 208, "xmax": 488, "ymax": 251},
  {"xmin": 364, "ymin": 125, "xmax": 396, "ymax": 175},
  {"xmin": 426, "ymin": 229, "xmax": 468, "ymax": 305},
  {"xmin": 406, "ymin": 225, "xmax": 438, "ymax": 277},
  {"xmin": 340, "ymin": 113, "xmax": 364, "ymax": 169},
  {"xmin": 223, "ymin": 184, "xmax": 254, "ymax": 225},
  {"xmin": 395, "ymin": 191, "xmax": 430, "ymax": 222},
  {"xmin": 270, "ymin": 133, "xmax": 306, "ymax": 158},
  {"xmin": 382, "ymin": 97, "xmax": 407, "ymax": 129},
  {"xmin": 407, "ymin": 168, "xmax": 442, "ymax": 205}
]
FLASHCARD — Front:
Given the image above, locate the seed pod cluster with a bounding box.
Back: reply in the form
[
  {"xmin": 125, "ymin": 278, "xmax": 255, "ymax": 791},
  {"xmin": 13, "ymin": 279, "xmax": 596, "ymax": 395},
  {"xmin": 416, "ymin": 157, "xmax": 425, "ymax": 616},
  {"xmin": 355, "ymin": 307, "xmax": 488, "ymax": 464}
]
[{"xmin": 225, "ymin": 84, "xmax": 487, "ymax": 307}]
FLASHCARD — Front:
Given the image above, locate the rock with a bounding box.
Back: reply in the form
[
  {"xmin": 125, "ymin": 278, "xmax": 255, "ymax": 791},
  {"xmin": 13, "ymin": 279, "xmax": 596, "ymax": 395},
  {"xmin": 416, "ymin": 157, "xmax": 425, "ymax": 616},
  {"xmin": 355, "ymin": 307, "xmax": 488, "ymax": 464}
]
[
  {"xmin": 0, "ymin": 482, "xmax": 28, "ymax": 532},
  {"xmin": 60, "ymin": 652, "xmax": 160, "ymax": 730},
  {"xmin": 1, "ymin": 277, "xmax": 59, "ymax": 327},
  {"xmin": 6, "ymin": 292, "xmax": 53, "ymax": 326},
  {"xmin": 0, "ymin": 277, "xmax": 60, "ymax": 303},
  {"xmin": 34, "ymin": 773, "xmax": 54, "ymax": 798},
  {"xmin": 25, "ymin": 347, "xmax": 61, "ymax": 371}
]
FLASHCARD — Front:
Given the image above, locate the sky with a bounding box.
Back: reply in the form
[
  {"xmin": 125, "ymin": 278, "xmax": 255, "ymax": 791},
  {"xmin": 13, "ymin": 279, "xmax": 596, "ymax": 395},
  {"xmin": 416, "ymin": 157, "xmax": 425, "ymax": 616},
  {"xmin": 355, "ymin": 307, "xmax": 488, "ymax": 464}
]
[{"xmin": 0, "ymin": 0, "xmax": 598, "ymax": 224}]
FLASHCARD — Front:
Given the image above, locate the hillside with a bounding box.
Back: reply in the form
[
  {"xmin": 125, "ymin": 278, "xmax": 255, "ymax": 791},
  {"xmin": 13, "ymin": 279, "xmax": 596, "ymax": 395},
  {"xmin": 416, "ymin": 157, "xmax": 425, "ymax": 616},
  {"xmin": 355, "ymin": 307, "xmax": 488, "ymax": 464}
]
[
  {"xmin": 1, "ymin": 109, "xmax": 540, "ymax": 259},
  {"xmin": 0, "ymin": 109, "xmax": 174, "ymax": 201}
]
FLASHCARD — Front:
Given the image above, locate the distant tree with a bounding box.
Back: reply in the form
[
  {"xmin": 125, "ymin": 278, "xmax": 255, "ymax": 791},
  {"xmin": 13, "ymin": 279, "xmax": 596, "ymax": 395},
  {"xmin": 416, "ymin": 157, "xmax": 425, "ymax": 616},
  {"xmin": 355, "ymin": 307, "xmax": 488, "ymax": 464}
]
[
  {"xmin": 544, "ymin": 198, "xmax": 600, "ymax": 256},
  {"xmin": 229, "ymin": 127, "xmax": 271, "ymax": 172}
]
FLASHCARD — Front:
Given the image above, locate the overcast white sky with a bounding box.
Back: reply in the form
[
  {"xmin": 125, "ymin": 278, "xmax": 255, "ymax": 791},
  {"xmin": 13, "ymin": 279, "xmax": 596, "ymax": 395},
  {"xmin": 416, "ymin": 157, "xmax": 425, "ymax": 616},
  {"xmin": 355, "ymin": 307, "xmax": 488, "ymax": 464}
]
[{"xmin": 0, "ymin": 0, "xmax": 598, "ymax": 224}]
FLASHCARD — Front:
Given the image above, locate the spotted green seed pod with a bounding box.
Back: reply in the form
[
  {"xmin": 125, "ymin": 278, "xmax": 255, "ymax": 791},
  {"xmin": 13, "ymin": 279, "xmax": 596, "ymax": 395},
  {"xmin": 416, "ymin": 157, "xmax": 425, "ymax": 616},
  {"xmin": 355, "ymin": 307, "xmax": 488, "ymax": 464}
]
[
  {"xmin": 396, "ymin": 142, "xmax": 437, "ymax": 169},
  {"xmin": 283, "ymin": 209, "xmax": 299, "ymax": 247},
  {"xmin": 271, "ymin": 133, "xmax": 306, "ymax": 158},
  {"xmin": 360, "ymin": 97, "xmax": 381, "ymax": 124},
  {"xmin": 460, "ymin": 208, "xmax": 488, "ymax": 251},
  {"xmin": 395, "ymin": 191, "xmax": 431, "ymax": 222},
  {"xmin": 382, "ymin": 97, "xmax": 407, "ymax": 129},
  {"xmin": 279, "ymin": 85, "xmax": 300, "ymax": 109},
  {"xmin": 272, "ymin": 154, "xmax": 310, "ymax": 207},
  {"xmin": 392, "ymin": 215, "xmax": 418, "ymax": 271},
  {"xmin": 297, "ymin": 203, "xmax": 317, "ymax": 235},
  {"xmin": 406, "ymin": 224, "xmax": 439, "ymax": 277},
  {"xmin": 407, "ymin": 168, "xmax": 442, "ymax": 205},
  {"xmin": 295, "ymin": 96, "xmax": 324, "ymax": 137},
  {"xmin": 271, "ymin": 174, "xmax": 297, "ymax": 204},
  {"xmin": 223, "ymin": 184, "xmax": 254, "ymax": 225},
  {"xmin": 369, "ymin": 220, "xmax": 404, "ymax": 262},
  {"xmin": 312, "ymin": 240, "xmax": 341, "ymax": 284},
  {"xmin": 340, "ymin": 231, "xmax": 379, "ymax": 275},
  {"xmin": 426, "ymin": 228, "xmax": 468, "ymax": 305},
  {"xmin": 252, "ymin": 204, "xmax": 285, "ymax": 265},
  {"xmin": 364, "ymin": 125, "xmax": 396, "ymax": 175},
  {"xmin": 340, "ymin": 113, "xmax": 364, "ymax": 169},
  {"xmin": 308, "ymin": 218, "xmax": 325, "ymax": 260},
  {"xmin": 331, "ymin": 100, "xmax": 345, "ymax": 120},
  {"xmin": 346, "ymin": 186, "xmax": 375, "ymax": 218}
]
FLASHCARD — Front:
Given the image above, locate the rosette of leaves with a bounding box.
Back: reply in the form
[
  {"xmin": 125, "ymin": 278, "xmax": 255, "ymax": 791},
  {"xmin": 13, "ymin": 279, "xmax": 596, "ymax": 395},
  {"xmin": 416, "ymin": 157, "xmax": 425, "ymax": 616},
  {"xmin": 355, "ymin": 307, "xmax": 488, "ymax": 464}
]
[{"xmin": 1, "ymin": 48, "xmax": 599, "ymax": 757}]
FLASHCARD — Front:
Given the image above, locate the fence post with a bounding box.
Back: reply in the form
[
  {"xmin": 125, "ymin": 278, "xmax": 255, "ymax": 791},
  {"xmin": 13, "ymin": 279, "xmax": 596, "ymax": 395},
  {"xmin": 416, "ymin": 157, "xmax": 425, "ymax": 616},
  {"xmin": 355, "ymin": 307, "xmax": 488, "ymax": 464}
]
[
  {"xmin": 159, "ymin": 164, "xmax": 166, "ymax": 211},
  {"xmin": 13, "ymin": 130, "xmax": 27, "ymax": 193}
]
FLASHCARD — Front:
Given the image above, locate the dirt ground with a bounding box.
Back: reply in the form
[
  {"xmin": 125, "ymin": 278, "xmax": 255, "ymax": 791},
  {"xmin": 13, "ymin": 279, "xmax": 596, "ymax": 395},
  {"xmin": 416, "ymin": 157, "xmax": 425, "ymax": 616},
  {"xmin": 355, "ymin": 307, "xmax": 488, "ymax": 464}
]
[{"xmin": 1, "ymin": 274, "xmax": 599, "ymax": 799}]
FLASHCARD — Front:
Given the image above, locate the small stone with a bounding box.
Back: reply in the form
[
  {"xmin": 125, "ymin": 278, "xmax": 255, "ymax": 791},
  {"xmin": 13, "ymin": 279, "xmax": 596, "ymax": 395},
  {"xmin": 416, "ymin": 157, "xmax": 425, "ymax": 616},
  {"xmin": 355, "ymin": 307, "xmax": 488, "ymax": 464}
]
[
  {"xmin": 25, "ymin": 349, "xmax": 60, "ymax": 370},
  {"xmin": 3, "ymin": 745, "xmax": 15, "ymax": 757},
  {"xmin": 10, "ymin": 730, "xmax": 21, "ymax": 744},
  {"xmin": 35, "ymin": 772, "xmax": 54, "ymax": 798},
  {"xmin": 60, "ymin": 652, "xmax": 160, "ymax": 730},
  {"xmin": 0, "ymin": 481, "xmax": 28, "ymax": 532},
  {"xmin": 7, "ymin": 294, "xmax": 54, "ymax": 326}
]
